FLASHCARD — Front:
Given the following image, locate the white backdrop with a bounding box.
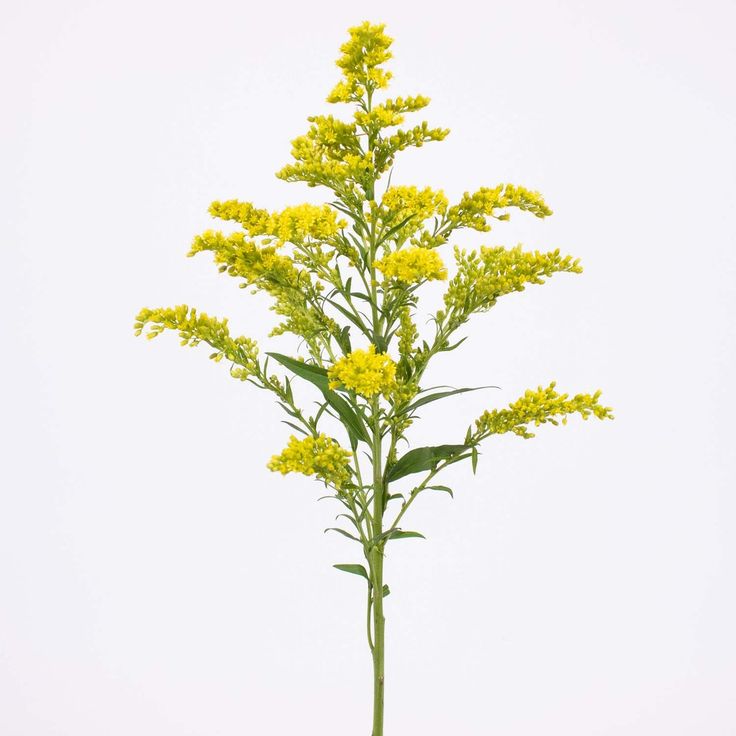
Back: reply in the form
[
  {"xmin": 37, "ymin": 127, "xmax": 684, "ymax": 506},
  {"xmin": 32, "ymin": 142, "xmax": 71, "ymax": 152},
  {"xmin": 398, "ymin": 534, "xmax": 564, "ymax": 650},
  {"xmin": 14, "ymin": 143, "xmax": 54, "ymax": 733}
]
[{"xmin": 2, "ymin": 1, "xmax": 735, "ymax": 734}]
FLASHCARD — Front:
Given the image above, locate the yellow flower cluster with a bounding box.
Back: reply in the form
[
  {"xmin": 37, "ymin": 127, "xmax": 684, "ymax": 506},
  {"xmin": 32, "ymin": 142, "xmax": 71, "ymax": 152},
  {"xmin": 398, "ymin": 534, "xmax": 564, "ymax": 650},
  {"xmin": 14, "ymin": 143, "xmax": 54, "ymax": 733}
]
[
  {"xmin": 354, "ymin": 95, "xmax": 431, "ymax": 132},
  {"xmin": 188, "ymin": 231, "xmax": 334, "ymax": 341},
  {"xmin": 328, "ymin": 345, "xmax": 397, "ymax": 397},
  {"xmin": 373, "ymin": 122, "xmax": 450, "ymax": 175},
  {"xmin": 443, "ymin": 245, "xmax": 582, "ymax": 317},
  {"xmin": 327, "ymin": 21, "xmax": 394, "ymax": 104},
  {"xmin": 189, "ymin": 230, "xmax": 298, "ymax": 281},
  {"xmin": 474, "ymin": 383, "xmax": 613, "ymax": 439},
  {"xmin": 381, "ymin": 185, "xmax": 448, "ymax": 224},
  {"xmin": 208, "ymin": 200, "xmax": 345, "ymax": 243},
  {"xmin": 268, "ymin": 433, "xmax": 352, "ymax": 488},
  {"xmin": 448, "ymin": 184, "xmax": 553, "ymax": 231},
  {"xmin": 133, "ymin": 305, "xmax": 259, "ymax": 380},
  {"xmin": 374, "ymin": 247, "xmax": 447, "ymax": 283}
]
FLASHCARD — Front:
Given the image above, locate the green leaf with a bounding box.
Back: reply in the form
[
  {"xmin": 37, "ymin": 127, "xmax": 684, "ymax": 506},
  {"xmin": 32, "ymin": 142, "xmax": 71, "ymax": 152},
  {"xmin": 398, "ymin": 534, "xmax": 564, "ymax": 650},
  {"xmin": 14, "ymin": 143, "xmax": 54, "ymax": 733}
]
[
  {"xmin": 268, "ymin": 352, "xmax": 369, "ymax": 444},
  {"xmin": 325, "ymin": 298, "xmax": 368, "ymax": 333},
  {"xmin": 386, "ymin": 444, "xmax": 470, "ymax": 482},
  {"xmin": 268, "ymin": 352, "xmax": 329, "ymax": 391},
  {"xmin": 321, "ymin": 390, "xmax": 370, "ymax": 445},
  {"xmin": 382, "ymin": 584, "xmax": 391, "ymax": 597},
  {"xmin": 442, "ymin": 336, "xmax": 469, "ymax": 352},
  {"xmin": 281, "ymin": 420, "xmax": 308, "ymax": 436},
  {"xmin": 324, "ymin": 527, "xmax": 361, "ymax": 543},
  {"xmin": 370, "ymin": 528, "xmax": 426, "ymax": 547},
  {"xmin": 377, "ymin": 213, "xmax": 415, "ymax": 244},
  {"xmin": 426, "ymin": 485, "xmax": 454, "ymax": 498},
  {"xmin": 471, "ymin": 447, "xmax": 479, "ymax": 474},
  {"xmin": 405, "ymin": 386, "xmax": 496, "ymax": 414},
  {"xmin": 387, "ymin": 530, "xmax": 425, "ymax": 540},
  {"xmin": 333, "ymin": 563, "xmax": 369, "ymax": 581}
]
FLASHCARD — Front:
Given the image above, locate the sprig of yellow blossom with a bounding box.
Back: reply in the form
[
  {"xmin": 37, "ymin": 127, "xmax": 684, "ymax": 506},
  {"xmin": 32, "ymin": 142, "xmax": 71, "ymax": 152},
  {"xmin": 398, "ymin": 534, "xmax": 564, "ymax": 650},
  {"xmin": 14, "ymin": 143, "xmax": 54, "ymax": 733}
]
[
  {"xmin": 188, "ymin": 230, "xmax": 337, "ymax": 342},
  {"xmin": 326, "ymin": 21, "xmax": 394, "ymax": 104},
  {"xmin": 448, "ymin": 184, "xmax": 553, "ymax": 232},
  {"xmin": 328, "ymin": 345, "xmax": 397, "ymax": 397},
  {"xmin": 374, "ymin": 247, "xmax": 447, "ymax": 283},
  {"xmin": 443, "ymin": 245, "xmax": 582, "ymax": 319},
  {"xmin": 208, "ymin": 200, "xmax": 346, "ymax": 243},
  {"xmin": 472, "ymin": 383, "xmax": 614, "ymax": 440},
  {"xmin": 268, "ymin": 433, "xmax": 352, "ymax": 488},
  {"xmin": 133, "ymin": 305, "xmax": 259, "ymax": 380}
]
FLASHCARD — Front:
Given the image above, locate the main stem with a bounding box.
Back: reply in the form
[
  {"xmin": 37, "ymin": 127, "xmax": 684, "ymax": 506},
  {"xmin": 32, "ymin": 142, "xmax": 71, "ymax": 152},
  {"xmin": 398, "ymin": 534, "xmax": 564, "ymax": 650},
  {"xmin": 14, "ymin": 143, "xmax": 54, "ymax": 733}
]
[
  {"xmin": 370, "ymin": 397, "xmax": 385, "ymax": 736},
  {"xmin": 365, "ymin": 85, "xmax": 385, "ymax": 735}
]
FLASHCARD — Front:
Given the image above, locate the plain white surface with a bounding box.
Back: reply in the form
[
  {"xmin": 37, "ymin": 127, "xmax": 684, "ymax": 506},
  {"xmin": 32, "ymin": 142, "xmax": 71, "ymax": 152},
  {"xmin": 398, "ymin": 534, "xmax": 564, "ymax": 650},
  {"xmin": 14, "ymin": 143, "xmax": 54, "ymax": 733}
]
[{"xmin": 2, "ymin": 1, "xmax": 735, "ymax": 734}]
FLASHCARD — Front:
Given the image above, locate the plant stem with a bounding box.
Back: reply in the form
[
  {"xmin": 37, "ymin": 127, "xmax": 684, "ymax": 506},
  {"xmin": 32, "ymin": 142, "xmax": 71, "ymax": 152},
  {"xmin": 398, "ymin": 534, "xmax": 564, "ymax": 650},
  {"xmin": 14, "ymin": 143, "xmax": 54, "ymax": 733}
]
[{"xmin": 370, "ymin": 396, "xmax": 385, "ymax": 736}]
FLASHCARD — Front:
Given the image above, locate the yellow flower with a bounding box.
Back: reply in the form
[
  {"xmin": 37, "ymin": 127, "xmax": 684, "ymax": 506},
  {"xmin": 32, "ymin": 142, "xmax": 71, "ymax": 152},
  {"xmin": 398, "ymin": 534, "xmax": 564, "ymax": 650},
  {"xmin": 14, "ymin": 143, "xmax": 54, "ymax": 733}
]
[
  {"xmin": 327, "ymin": 22, "xmax": 394, "ymax": 104},
  {"xmin": 208, "ymin": 201, "xmax": 345, "ymax": 243},
  {"xmin": 448, "ymin": 184, "xmax": 553, "ymax": 232},
  {"xmin": 268, "ymin": 434, "xmax": 352, "ymax": 488},
  {"xmin": 133, "ymin": 305, "xmax": 259, "ymax": 381},
  {"xmin": 474, "ymin": 382, "xmax": 614, "ymax": 439},
  {"xmin": 374, "ymin": 247, "xmax": 447, "ymax": 283},
  {"xmin": 328, "ymin": 345, "xmax": 397, "ymax": 397}
]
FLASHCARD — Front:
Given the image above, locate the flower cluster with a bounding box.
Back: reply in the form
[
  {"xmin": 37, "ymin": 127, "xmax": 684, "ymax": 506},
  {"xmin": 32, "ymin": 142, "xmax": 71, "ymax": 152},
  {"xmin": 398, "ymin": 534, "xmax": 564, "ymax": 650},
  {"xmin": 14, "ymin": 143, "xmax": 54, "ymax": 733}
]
[
  {"xmin": 378, "ymin": 185, "xmax": 448, "ymax": 243},
  {"xmin": 279, "ymin": 23, "xmax": 448, "ymax": 195},
  {"xmin": 328, "ymin": 345, "xmax": 397, "ymax": 397},
  {"xmin": 473, "ymin": 382, "xmax": 613, "ymax": 440},
  {"xmin": 134, "ymin": 305, "xmax": 259, "ymax": 380},
  {"xmin": 448, "ymin": 184, "xmax": 553, "ymax": 232},
  {"xmin": 443, "ymin": 245, "xmax": 582, "ymax": 318},
  {"xmin": 188, "ymin": 230, "xmax": 335, "ymax": 342},
  {"xmin": 374, "ymin": 247, "xmax": 447, "ymax": 283},
  {"xmin": 327, "ymin": 21, "xmax": 394, "ymax": 104},
  {"xmin": 268, "ymin": 433, "xmax": 352, "ymax": 488},
  {"xmin": 354, "ymin": 95, "xmax": 431, "ymax": 134},
  {"xmin": 208, "ymin": 200, "xmax": 345, "ymax": 243},
  {"xmin": 373, "ymin": 122, "xmax": 450, "ymax": 176}
]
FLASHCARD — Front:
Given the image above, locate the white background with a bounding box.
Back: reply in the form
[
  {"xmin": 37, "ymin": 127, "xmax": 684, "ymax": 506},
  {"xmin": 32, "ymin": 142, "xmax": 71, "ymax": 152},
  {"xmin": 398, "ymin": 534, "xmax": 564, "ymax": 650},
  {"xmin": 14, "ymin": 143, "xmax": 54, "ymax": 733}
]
[{"xmin": 2, "ymin": 1, "xmax": 735, "ymax": 734}]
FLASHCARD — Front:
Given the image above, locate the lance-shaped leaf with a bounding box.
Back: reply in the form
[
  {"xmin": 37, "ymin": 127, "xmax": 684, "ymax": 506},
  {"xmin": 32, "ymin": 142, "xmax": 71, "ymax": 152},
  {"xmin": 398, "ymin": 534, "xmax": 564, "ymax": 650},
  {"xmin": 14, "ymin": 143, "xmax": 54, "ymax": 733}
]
[
  {"xmin": 324, "ymin": 527, "xmax": 361, "ymax": 543},
  {"xmin": 267, "ymin": 352, "xmax": 329, "ymax": 391},
  {"xmin": 386, "ymin": 444, "xmax": 470, "ymax": 482},
  {"xmin": 268, "ymin": 352, "xmax": 370, "ymax": 444},
  {"xmin": 333, "ymin": 563, "xmax": 370, "ymax": 581},
  {"xmin": 370, "ymin": 528, "xmax": 426, "ymax": 547},
  {"xmin": 404, "ymin": 385, "xmax": 497, "ymax": 414}
]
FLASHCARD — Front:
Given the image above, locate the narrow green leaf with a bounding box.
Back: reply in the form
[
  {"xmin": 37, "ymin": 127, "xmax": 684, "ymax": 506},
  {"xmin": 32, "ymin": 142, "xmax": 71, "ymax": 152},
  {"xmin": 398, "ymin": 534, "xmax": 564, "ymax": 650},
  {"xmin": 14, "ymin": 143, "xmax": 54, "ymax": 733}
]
[
  {"xmin": 387, "ymin": 530, "xmax": 425, "ymax": 541},
  {"xmin": 269, "ymin": 352, "xmax": 369, "ymax": 444},
  {"xmin": 471, "ymin": 447, "xmax": 479, "ymax": 474},
  {"xmin": 378, "ymin": 213, "xmax": 415, "ymax": 244},
  {"xmin": 442, "ymin": 336, "xmax": 469, "ymax": 352},
  {"xmin": 333, "ymin": 563, "xmax": 369, "ymax": 581},
  {"xmin": 321, "ymin": 389, "xmax": 370, "ymax": 444},
  {"xmin": 281, "ymin": 420, "xmax": 308, "ymax": 436},
  {"xmin": 405, "ymin": 386, "xmax": 495, "ymax": 414},
  {"xmin": 386, "ymin": 444, "xmax": 470, "ymax": 482},
  {"xmin": 370, "ymin": 528, "xmax": 426, "ymax": 547},
  {"xmin": 268, "ymin": 353, "xmax": 329, "ymax": 391},
  {"xmin": 324, "ymin": 527, "xmax": 361, "ymax": 543},
  {"xmin": 325, "ymin": 298, "xmax": 367, "ymax": 332},
  {"xmin": 426, "ymin": 485, "xmax": 454, "ymax": 498}
]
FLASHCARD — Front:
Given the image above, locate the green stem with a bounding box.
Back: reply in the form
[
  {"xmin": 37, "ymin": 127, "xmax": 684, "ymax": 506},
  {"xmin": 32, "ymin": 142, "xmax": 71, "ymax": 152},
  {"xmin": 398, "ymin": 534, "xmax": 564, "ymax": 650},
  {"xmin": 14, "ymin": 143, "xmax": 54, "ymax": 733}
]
[{"xmin": 370, "ymin": 396, "xmax": 385, "ymax": 736}]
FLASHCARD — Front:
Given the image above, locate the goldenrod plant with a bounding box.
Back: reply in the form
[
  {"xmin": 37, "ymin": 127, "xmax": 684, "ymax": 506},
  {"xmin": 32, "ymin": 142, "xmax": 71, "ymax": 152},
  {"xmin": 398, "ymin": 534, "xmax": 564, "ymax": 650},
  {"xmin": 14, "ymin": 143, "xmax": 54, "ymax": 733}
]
[{"xmin": 135, "ymin": 21, "xmax": 612, "ymax": 735}]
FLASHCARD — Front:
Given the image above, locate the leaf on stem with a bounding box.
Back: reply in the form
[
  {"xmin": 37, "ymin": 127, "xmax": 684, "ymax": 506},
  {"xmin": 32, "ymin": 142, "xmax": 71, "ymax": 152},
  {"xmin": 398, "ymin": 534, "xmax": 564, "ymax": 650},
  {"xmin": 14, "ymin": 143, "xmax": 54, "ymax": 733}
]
[
  {"xmin": 324, "ymin": 527, "xmax": 361, "ymax": 543},
  {"xmin": 386, "ymin": 444, "xmax": 470, "ymax": 482},
  {"xmin": 404, "ymin": 386, "xmax": 497, "ymax": 414},
  {"xmin": 333, "ymin": 563, "xmax": 370, "ymax": 581}
]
